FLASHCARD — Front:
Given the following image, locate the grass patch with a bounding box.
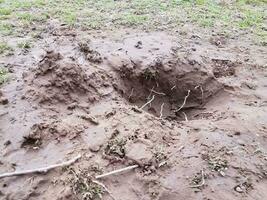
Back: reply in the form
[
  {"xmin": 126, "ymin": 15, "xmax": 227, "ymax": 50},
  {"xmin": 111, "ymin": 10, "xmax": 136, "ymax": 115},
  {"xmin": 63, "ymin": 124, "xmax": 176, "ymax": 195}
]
[
  {"xmin": 0, "ymin": 0, "xmax": 266, "ymax": 43},
  {"xmin": 238, "ymin": 10, "xmax": 264, "ymax": 29},
  {"xmin": 0, "ymin": 23, "xmax": 13, "ymax": 35},
  {"xmin": 0, "ymin": 41, "xmax": 13, "ymax": 54},
  {"xmin": 119, "ymin": 13, "xmax": 149, "ymax": 26},
  {"xmin": 0, "ymin": 67, "xmax": 9, "ymax": 85},
  {"xmin": 17, "ymin": 40, "xmax": 31, "ymax": 49},
  {"xmin": 0, "ymin": 7, "xmax": 12, "ymax": 16}
]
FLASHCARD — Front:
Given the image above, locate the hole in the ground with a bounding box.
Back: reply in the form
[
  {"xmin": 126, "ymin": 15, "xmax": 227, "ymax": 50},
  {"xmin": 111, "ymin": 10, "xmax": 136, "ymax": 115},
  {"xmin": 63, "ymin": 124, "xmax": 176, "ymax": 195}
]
[{"xmin": 116, "ymin": 58, "xmax": 223, "ymax": 121}]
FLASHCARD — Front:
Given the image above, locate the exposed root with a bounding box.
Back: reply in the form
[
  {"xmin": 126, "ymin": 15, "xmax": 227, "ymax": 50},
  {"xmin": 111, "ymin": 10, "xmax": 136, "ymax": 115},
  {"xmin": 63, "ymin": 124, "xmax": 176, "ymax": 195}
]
[
  {"xmin": 0, "ymin": 154, "xmax": 81, "ymax": 179},
  {"xmin": 159, "ymin": 103, "xmax": 165, "ymax": 119},
  {"xmin": 140, "ymin": 95, "xmax": 155, "ymax": 110},
  {"xmin": 182, "ymin": 112, "xmax": 188, "ymax": 121},
  {"xmin": 151, "ymin": 89, "xmax": 166, "ymax": 96},
  {"xmin": 147, "ymin": 86, "xmax": 154, "ymax": 99},
  {"xmin": 175, "ymin": 90, "xmax": 190, "ymax": 113},
  {"xmin": 128, "ymin": 88, "xmax": 134, "ymax": 100},
  {"xmin": 195, "ymin": 85, "xmax": 204, "ymax": 102},
  {"xmin": 95, "ymin": 165, "xmax": 139, "ymax": 179}
]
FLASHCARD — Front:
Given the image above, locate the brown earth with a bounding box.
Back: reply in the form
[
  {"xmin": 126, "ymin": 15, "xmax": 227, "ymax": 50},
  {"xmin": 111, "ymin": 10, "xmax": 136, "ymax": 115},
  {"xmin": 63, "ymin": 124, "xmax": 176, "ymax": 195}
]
[{"xmin": 0, "ymin": 25, "xmax": 267, "ymax": 200}]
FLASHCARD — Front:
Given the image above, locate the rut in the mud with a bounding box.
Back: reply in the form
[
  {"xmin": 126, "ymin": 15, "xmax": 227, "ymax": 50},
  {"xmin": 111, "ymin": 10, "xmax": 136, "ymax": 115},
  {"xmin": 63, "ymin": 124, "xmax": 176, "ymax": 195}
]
[{"xmin": 113, "ymin": 56, "xmax": 224, "ymax": 120}]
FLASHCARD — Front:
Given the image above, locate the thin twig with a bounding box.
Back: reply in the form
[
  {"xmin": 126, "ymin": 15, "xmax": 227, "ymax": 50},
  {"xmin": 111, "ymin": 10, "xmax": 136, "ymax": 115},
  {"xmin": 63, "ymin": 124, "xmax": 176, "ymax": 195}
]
[
  {"xmin": 182, "ymin": 112, "xmax": 188, "ymax": 121},
  {"xmin": 159, "ymin": 103, "xmax": 165, "ymax": 119},
  {"xmin": 140, "ymin": 95, "xmax": 155, "ymax": 109},
  {"xmin": 95, "ymin": 165, "xmax": 139, "ymax": 179},
  {"xmin": 171, "ymin": 85, "xmax": 176, "ymax": 90},
  {"xmin": 190, "ymin": 170, "xmax": 205, "ymax": 188},
  {"xmin": 175, "ymin": 90, "xmax": 190, "ymax": 113},
  {"xmin": 0, "ymin": 154, "xmax": 81, "ymax": 179}
]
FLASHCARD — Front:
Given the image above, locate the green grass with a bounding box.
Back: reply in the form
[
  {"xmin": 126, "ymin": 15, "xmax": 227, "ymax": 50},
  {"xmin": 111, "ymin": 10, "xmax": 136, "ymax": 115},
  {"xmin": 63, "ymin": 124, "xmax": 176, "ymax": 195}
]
[
  {"xmin": 0, "ymin": 0, "xmax": 266, "ymax": 45},
  {"xmin": 0, "ymin": 22, "xmax": 13, "ymax": 35},
  {"xmin": 17, "ymin": 40, "xmax": 31, "ymax": 49},
  {"xmin": 0, "ymin": 67, "xmax": 9, "ymax": 85},
  {"xmin": 0, "ymin": 8, "xmax": 12, "ymax": 15},
  {"xmin": 0, "ymin": 41, "xmax": 13, "ymax": 54}
]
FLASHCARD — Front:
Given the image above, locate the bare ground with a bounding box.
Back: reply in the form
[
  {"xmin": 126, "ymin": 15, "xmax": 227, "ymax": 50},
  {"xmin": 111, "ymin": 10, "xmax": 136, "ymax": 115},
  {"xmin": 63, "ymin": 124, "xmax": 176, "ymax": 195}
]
[{"xmin": 0, "ymin": 21, "xmax": 267, "ymax": 200}]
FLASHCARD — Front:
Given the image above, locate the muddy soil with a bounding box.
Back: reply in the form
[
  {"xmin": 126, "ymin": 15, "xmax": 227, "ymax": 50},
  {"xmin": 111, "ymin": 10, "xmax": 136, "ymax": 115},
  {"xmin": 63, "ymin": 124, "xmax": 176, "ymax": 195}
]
[{"xmin": 0, "ymin": 27, "xmax": 267, "ymax": 200}]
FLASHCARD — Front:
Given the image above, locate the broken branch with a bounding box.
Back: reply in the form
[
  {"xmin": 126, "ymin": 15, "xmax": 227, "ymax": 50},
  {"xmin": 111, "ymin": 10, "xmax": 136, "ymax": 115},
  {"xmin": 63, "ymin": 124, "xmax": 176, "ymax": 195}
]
[
  {"xmin": 0, "ymin": 154, "xmax": 81, "ymax": 179},
  {"xmin": 95, "ymin": 165, "xmax": 139, "ymax": 179}
]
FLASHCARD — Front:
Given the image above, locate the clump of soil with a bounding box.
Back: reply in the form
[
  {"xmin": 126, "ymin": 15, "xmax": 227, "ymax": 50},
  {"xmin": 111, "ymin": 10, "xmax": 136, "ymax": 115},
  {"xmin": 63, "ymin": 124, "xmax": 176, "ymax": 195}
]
[
  {"xmin": 24, "ymin": 51, "xmax": 112, "ymax": 105},
  {"xmin": 21, "ymin": 134, "xmax": 42, "ymax": 149},
  {"xmin": 79, "ymin": 41, "xmax": 103, "ymax": 63},
  {"xmin": 104, "ymin": 138, "xmax": 126, "ymax": 158},
  {"xmin": 0, "ymin": 90, "xmax": 8, "ymax": 105},
  {"xmin": 212, "ymin": 58, "xmax": 240, "ymax": 78},
  {"xmin": 22, "ymin": 120, "xmax": 84, "ymax": 148}
]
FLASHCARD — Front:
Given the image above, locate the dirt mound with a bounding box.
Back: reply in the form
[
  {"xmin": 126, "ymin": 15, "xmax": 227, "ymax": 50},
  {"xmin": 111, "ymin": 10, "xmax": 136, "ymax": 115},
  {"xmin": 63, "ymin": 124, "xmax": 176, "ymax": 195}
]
[
  {"xmin": 22, "ymin": 120, "xmax": 84, "ymax": 149},
  {"xmin": 24, "ymin": 51, "xmax": 113, "ymax": 105}
]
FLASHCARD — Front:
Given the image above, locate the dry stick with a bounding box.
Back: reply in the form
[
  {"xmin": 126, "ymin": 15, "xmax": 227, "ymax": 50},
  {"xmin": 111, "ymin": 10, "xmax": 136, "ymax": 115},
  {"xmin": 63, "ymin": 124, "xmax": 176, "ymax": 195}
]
[
  {"xmin": 140, "ymin": 95, "xmax": 155, "ymax": 110},
  {"xmin": 95, "ymin": 165, "xmax": 139, "ymax": 179},
  {"xmin": 182, "ymin": 112, "xmax": 188, "ymax": 121},
  {"xmin": 0, "ymin": 154, "xmax": 81, "ymax": 179},
  {"xmin": 190, "ymin": 170, "xmax": 205, "ymax": 188},
  {"xmin": 175, "ymin": 90, "xmax": 191, "ymax": 113},
  {"xmin": 159, "ymin": 103, "xmax": 165, "ymax": 119}
]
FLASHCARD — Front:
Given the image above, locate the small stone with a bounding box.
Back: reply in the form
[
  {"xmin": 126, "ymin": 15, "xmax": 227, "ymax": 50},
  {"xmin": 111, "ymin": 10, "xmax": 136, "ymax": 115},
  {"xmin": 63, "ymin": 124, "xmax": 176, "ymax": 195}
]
[
  {"xmin": 4, "ymin": 140, "xmax": 11, "ymax": 146},
  {"xmin": 89, "ymin": 145, "xmax": 101, "ymax": 152},
  {"xmin": 234, "ymin": 186, "xmax": 243, "ymax": 193},
  {"xmin": 219, "ymin": 171, "xmax": 225, "ymax": 177},
  {"xmin": 0, "ymin": 98, "xmax": 8, "ymax": 105}
]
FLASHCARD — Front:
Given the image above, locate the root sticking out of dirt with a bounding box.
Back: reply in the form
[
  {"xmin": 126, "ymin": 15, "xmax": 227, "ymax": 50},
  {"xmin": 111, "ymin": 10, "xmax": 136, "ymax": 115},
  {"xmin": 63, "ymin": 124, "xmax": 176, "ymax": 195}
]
[{"xmin": 111, "ymin": 55, "xmax": 223, "ymax": 120}]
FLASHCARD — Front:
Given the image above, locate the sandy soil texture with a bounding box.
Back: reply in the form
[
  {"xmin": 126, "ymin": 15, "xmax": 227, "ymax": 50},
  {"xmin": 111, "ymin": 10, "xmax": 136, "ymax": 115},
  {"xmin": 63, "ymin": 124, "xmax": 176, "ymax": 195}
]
[{"xmin": 0, "ymin": 21, "xmax": 267, "ymax": 200}]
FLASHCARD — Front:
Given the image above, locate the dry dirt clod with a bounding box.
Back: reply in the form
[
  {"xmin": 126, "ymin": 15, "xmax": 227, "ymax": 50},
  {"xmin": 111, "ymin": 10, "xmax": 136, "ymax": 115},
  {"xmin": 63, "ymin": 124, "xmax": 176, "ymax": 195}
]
[
  {"xmin": 78, "ymin": 42, "xmax": 103, "ymax": 63},
  {"xmin": 79, "ymin": 114, "xmax": 99, "ymax": 125},
  {"xmin": 21, "ymin": 134, "xmax": 42, "ymax": 149},
  {"xmin": 0, "ymin": 91, "xmax": 8, "ymax": 105},
  {"xmin": 104, "ymin": 138, "xmax": 127, "ymax": 158}
]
